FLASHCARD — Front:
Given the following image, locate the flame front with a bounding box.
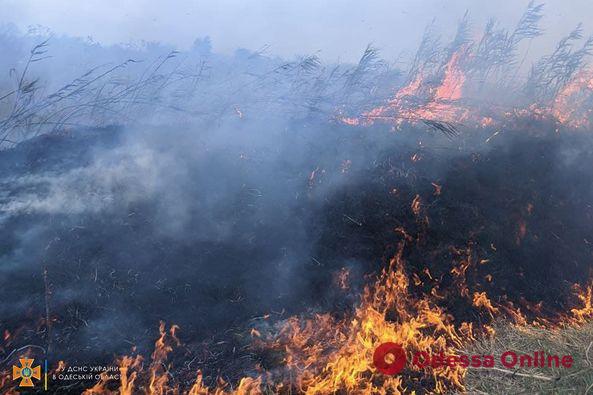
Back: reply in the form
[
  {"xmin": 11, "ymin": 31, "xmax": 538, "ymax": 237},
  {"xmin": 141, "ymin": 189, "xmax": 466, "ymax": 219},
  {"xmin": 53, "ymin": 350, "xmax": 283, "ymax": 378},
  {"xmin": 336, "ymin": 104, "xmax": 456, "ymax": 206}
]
[{"xmin": 271, "ymin": 241, "xmax": 467, "ymax": 394}]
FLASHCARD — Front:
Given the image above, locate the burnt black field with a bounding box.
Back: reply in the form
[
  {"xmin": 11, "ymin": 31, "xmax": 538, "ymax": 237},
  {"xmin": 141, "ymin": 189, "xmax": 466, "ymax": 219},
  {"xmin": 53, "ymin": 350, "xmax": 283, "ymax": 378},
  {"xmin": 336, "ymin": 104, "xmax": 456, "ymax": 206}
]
[
  {"xmin": 1, "ymin": 118, "xmax": 592, "ymax": 390},
  {"xmin": 3, "ymin": 3, "xmax": 593, "ymax": 392}
]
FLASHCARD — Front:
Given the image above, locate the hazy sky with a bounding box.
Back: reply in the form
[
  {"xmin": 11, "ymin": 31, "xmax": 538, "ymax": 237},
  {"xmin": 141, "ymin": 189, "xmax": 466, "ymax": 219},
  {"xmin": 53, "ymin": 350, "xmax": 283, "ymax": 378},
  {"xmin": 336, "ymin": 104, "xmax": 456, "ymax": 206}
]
[{"xmin": 2, "ymin": 0, "xmax": 592, "ymax": 62}]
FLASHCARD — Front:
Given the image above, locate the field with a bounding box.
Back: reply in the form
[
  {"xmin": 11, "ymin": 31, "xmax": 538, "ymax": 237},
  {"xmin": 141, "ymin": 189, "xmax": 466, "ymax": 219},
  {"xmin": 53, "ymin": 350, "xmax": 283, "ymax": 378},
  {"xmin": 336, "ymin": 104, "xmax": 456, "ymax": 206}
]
[{"xmin": 2, "ymin": 3, "xmax": 593, "ymax": 394}]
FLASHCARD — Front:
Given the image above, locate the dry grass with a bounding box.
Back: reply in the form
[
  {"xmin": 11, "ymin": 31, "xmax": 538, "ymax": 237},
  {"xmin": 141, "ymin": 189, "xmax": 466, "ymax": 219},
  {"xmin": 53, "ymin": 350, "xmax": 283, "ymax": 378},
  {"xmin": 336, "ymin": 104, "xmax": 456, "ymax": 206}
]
[{"xmin": 463, "ymin": 320, "xmax": 593, "ymax": 394}]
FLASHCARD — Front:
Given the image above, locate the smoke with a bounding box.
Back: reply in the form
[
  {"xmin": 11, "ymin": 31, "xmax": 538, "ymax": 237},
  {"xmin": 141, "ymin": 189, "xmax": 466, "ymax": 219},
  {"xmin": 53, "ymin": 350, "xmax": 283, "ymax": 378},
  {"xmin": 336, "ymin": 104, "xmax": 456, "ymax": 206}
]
[
  {"xmin": 1, "ymin": 5, "xmax": 593, "ymax": 391},
  {"xmin": 3, "ymin": 0, "xmax": 593, "ymax": 63},
  {"xmin": 0, "ymin": 113, "xmax": 374, "ymax": 360}
]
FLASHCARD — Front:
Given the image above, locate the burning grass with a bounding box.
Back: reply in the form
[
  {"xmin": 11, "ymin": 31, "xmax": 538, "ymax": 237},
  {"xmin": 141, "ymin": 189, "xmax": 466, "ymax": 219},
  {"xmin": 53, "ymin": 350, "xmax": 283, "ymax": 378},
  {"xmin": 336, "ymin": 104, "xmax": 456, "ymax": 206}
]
[
  {"xmin": 60, "ymin": 251, "xmax": 593, "ymax": 394},
  {"xmin": 3, "ymin": 2, "xmax": 593, "ymax": 394},
  {"xmin": 3, "ymin": 125, "xmax": 587, "ymax": 394},
  {"xmin": 71, "ymin": 123, "xmax": 593, "ymax": 393}
]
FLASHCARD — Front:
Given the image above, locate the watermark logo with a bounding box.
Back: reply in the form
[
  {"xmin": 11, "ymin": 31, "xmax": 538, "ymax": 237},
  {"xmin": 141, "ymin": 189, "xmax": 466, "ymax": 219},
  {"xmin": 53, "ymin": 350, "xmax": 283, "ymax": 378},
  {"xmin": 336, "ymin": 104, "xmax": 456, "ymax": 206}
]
[
  {"xmin": 373, "ymin": 342, "xmax": 574, "ymax": 376},
  {"xmin": 12, "ymin": 357, "xmax": 41, "ymax": 387},
  {"xmin": 373, "ymin": 342, "xmax": 407, "ymax": 375}
]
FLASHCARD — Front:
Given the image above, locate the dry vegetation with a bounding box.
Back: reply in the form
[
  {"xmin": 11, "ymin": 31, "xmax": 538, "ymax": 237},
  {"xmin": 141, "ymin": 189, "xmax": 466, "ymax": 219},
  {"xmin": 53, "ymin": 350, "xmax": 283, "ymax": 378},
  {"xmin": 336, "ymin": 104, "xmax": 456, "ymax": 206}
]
[
  {"xmin": 464, "ymin": 321, "xmax": 593, "ymax": 394},
  {"xmin": 3, "ymin": 2, "xmax": 593, "ymax": 394}
]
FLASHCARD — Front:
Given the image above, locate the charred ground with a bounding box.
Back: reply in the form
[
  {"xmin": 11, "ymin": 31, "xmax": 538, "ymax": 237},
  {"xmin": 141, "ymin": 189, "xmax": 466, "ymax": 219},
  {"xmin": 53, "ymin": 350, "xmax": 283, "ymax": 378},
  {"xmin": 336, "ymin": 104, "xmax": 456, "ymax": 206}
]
[{"xmin": 1, "ymin": 118, "xmax": 592, "ymax": 392}]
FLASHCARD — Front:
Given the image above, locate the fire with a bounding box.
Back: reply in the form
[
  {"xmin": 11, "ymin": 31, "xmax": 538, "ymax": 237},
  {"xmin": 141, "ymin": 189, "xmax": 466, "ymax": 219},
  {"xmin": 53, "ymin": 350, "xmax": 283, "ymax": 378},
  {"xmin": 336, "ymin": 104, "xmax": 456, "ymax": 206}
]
[
  {"xmin": 78, "ymin": 234, "xmax": 477, "ymax": 394},
  {"xmin": 6, "ymin": 196, "xmax": 590, "ymax": 395},
  {"xmin": 5, "ymin": 8, "xmax": 593, "ymax": 395},
  {"xmin": 82, "ymin": 322, "xmax": 180, "ymax": 395},
  {"xmin": 149, "ymin": 322, "xmax": 180, "ymax": 393},
  {"xmin": 434, "ymin": 49, "xmax": 466, "ymax": 101},
  {"xmin": 338, "ymin": 25, "xmax": 593, "ymax": 134},
  {"xmin": 189, "ymin": 373, "xmax": 263, "ymax": 395},
  {"xmin": 472, "ymin": 292, "xmax": 499, "ymax": 318},
  {"xmin": 343, "ymin": 48, "xmax": 472, "ymax": 130},
  {"xmin": 570, "ymin": 281, "xmax": 593, "ymax": 323},
  {"xmin": 79, "ymin": 320, "xmax": 268, "ymax": 395},
  {"xmin": 268, "ymin": 240, "xmax": 470, "ymax": 393},
  {"xmin": 75, "ymin": 271, "xmax": 593, "ymax": 395},
  {"xmin": 550, "ymin": 70, "xmax": 593, "ymax": 128}
]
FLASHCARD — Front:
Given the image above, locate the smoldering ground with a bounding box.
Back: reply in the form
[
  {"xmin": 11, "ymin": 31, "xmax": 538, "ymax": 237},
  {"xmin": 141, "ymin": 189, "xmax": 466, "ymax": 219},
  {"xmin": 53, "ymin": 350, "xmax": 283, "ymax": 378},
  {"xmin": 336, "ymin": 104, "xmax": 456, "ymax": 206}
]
[
  {"xmin": 2, "ymin": 4, "xmax": 593, "ymax": 391},
  {"xmin": 0, "ymin": 115, "xmax": 401, "ymax": 361},
  {"xmin": 1, "ymin": 110, "xmax": 593, "ymax": 382}
]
